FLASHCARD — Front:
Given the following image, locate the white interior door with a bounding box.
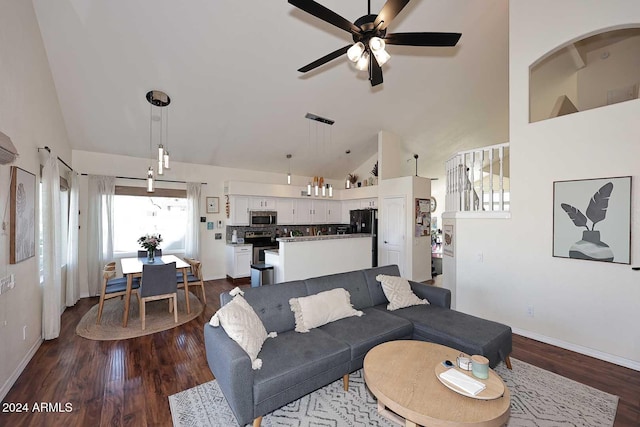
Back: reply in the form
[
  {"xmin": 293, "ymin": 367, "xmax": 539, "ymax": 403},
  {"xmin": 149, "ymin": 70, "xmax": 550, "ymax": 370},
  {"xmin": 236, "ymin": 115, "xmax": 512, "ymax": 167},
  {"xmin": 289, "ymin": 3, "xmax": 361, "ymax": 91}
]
[{"xmin": 382, "ymin": 196, "xmax": 405, "ymax": 275}]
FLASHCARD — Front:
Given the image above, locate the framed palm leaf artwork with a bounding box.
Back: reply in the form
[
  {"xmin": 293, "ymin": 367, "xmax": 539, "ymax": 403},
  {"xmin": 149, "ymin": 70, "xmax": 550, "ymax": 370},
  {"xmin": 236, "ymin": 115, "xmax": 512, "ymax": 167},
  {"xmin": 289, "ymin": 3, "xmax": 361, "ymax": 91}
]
[
  {"xmin": 10, "ymin": 166, "xmax": 36, "ymax": 264},
  {"xmin": 553, "ymin": 176, "xmax": 631, "ymax": 264}
]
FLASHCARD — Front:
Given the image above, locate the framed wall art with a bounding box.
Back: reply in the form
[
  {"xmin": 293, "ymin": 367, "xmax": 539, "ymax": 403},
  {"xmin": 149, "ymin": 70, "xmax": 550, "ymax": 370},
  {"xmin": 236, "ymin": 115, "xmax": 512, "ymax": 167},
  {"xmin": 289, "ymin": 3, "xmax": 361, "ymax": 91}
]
[
  {"xmin": 206, "ymin": 196, "xmax": 219, "ymax": 214},
  {"xmin": 553, "ymin": 176, "xmax": 631, "ymax": 264},
  {"xmin": 443, "ymin": 224, "xmax": 454, "ymax": 257},
  {"xmin": 10, "ymin": 166, "xmax": 36, "ymax": 264}
]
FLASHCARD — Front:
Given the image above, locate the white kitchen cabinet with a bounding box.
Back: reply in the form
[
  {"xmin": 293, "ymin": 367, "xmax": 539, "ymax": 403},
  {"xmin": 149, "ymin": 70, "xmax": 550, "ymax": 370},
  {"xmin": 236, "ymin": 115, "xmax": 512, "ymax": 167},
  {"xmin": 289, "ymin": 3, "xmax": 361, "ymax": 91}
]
[
  {"xmin": 360, "ymin": 198, "xmax": 378, "ymax": 209},
  {"xmin": 276, "ymin": 198, "xmax": 296, "ymax": 225},
  {"xmin": 326, "ymin": 200, "xmax": 341, "ymax": 223},
  {"xmin": 250, "ymin": 197, "xmax": 276, "ymax": 210},
  {"xmin": 226, "ymin": 244, "xmax": 253, "ymax": 278},
  {"xmin": 295, "ymin": 199, "xmax": 312, "ymax": 224},
  {"xmin": 228, "ymin": 196, "xmax": 250, "ymax": 225},
  {"xmin": 312, "ymin": 200, "xmax": 327, "ymax": 223}
]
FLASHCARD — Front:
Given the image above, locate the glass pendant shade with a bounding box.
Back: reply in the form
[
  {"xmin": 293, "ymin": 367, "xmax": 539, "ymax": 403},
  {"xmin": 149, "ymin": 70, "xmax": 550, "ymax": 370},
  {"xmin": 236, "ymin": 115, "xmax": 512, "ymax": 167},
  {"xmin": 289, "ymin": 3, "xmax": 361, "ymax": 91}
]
[
  {"xmin": 157, "ymin": 158, "xmax": 164, "ymax": 175},
  {"xmin": 163, "ymin": 151, "xmax": 170, "ymax": 169},
  {"xmin": 356, "ymin": 51, "xmax": 370, "ymax": 71},
  {"xmin": 147, "ymin": 167, "xmax": 154, "ymax": 192},
  {"xmin": 307, "ymin": 182, "xmax": 312, "ymax": 196},
  {"xmin": 347, "ymin": 42, "xmax": 365, "ymax": 62},
  {"xmin": 328, "ymin": 184, "xmax": 333, "ymax": 198},
  {"xmin": 287, "ymin": 173, "xmax": 291, "ymax": 185},
  {"xmin": 345, "ymin": 178, "xmax": 351, "ymax": 189}
]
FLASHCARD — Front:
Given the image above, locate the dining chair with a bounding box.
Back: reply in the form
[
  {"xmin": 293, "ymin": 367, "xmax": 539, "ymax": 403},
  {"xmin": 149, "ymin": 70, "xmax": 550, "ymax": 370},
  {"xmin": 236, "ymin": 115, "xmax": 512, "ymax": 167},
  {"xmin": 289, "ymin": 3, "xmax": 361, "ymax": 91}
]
[
  {"xmin": 138, "ymin": 249, "xmax": 162, "ymax": 257},
  {"xmin": 178, "ymin": 257, "xmax": 207, "ymax": 304},
  {"xmin": 97, "ymin": 262, "xmax": 140, "ymax": 324},
  {"xmin": 139, "ymin": 262, "xmax": 178, "ymax": 330}
]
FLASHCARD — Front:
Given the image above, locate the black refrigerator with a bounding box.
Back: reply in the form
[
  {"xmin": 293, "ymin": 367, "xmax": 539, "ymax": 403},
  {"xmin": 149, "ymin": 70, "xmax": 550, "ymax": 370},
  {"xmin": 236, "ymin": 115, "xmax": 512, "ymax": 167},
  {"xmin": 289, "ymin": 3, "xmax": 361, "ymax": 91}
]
[{"xmin": 349, "ymin": 209, "xmax": 378, "ymax": 267}]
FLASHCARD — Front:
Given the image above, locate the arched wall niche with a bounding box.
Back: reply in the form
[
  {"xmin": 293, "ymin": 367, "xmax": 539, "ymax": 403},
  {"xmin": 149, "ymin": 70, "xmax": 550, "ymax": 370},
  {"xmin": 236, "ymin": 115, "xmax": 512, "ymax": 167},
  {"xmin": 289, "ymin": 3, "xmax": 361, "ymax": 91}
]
[{"xmin": 529, "ymin": 24, "xmax": 640, "ymax": 123}]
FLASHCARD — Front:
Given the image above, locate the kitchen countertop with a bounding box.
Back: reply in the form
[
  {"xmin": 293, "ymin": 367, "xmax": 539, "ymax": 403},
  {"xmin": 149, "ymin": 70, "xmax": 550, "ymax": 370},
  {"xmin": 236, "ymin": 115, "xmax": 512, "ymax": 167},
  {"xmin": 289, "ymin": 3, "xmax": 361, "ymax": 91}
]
[
  {"xmin": 264, "ymin": 249, "xmax": 279, "ymax": 255},
  {"xmin": 277, "ymin": 234, "xmax": 371, "ymax": 243}
]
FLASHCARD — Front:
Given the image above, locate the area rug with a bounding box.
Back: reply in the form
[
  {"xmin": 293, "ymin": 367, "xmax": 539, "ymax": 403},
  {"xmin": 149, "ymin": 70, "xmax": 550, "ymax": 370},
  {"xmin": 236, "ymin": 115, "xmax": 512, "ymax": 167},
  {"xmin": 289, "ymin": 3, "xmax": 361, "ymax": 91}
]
[
  {"xmin": 76, "ymin": 291, "xmax": 203, "ymax": 340},
  {"xmin": 169, "ymin": 358, "xmax": 618, "ymax": 427}
]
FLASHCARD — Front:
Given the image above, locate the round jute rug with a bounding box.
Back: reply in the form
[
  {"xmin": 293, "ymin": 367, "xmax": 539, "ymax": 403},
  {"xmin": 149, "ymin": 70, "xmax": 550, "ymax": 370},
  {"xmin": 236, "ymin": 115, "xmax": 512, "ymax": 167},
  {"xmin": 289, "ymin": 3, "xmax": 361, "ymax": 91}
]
[{"xmin": 76, "ymin": 292, "xmax": 203, "ymax": 340}]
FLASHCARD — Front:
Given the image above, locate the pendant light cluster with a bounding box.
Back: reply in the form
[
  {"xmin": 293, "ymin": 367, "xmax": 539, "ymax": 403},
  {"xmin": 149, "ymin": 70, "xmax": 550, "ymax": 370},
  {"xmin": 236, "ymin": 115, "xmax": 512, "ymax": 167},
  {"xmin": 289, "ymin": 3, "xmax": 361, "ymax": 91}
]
[
  {"xmin": 346, "ymin": 36, "xmax": 390, "ymax": 71},
  {"xmin": 304, "ymin": 113, "xmax": 334, "ymax": 198},
  {"xmin": 145, "ymin": 90, "xmax": 171, "ymax": 193}
]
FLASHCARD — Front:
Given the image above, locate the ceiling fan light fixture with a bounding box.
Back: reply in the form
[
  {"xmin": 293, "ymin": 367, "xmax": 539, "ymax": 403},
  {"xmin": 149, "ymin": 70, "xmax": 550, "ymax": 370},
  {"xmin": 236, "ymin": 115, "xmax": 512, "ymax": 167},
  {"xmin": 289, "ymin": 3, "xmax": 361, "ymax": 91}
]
[
  {"xmin": 356, "ymin": 51, "xmax": 370, "ymax": 71},
  {"xmin": 369, "ymin": 37, "xmax": 385, "ymax": 52},
  {"xmin": 347, "ymin": 42, "xmax": 365, "ymax": 62},
  {"xmin": 373, "ymin": 49, "xmax": 390, "ymax": 66}
]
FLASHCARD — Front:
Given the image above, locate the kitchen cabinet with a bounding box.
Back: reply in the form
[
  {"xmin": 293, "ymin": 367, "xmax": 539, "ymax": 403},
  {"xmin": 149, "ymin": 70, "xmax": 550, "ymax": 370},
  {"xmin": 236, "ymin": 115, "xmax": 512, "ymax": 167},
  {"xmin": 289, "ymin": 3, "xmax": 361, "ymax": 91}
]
[
  {"xmin": 295, "ymin": 199, "xmax": 312, "ymax": 224},
  {"xmin": 228, "ymin": 196, "xmax": 250, "ymax": 225},
  {"xmin": 360, "ymin": 198, "xmax": 378, "ymax": 209},
  {"xmin": 326, "ymin": 200, "xmax": 341, "ymax": 223},
  {"xmin": 312, "ymin": 200, "xmax": 327, "ymax": 223},
  {"xmin": 276, "ymin": 198, "xmax": 296, "ymax": 225},
  {"xmin": 226, "ymin": 244, "xmax": 253, "ymax": 279},
  {"xmin": 250, "ymin": 197, "xmax": 276, "ymax": 210}
]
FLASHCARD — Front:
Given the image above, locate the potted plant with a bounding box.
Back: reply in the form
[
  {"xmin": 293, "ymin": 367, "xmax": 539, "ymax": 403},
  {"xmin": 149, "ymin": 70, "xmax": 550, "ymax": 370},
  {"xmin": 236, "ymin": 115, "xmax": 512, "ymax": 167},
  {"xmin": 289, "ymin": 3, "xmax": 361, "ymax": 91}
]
[
  {"xmin": 346, "ymin": 173, "xmax": 358, "ymax": 189},
  {"xmin": 371, "ymin": 161, "xmax": 378, "ymax": 185}
]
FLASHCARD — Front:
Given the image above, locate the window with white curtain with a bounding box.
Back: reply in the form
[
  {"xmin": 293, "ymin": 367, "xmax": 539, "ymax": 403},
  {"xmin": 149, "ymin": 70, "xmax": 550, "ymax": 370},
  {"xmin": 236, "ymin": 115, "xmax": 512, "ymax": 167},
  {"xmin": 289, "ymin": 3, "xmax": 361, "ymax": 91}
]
[{"xmin": 113, "ymin": 188, "xmax": 187, "ymax": 254}]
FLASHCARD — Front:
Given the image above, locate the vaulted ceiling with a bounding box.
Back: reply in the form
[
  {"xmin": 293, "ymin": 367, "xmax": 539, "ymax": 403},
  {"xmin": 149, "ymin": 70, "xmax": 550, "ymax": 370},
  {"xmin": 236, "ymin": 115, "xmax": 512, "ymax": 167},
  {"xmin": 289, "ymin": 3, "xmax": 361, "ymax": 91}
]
[{"xmin": 32, "ymin": 0, "xmax": 509, "ymax": 180}]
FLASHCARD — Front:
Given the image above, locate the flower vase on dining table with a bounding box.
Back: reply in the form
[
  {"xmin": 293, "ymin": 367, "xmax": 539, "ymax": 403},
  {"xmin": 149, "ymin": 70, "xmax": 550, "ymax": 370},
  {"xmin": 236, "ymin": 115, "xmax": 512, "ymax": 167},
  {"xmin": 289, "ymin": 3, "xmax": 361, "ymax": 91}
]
[{"xmin": 147, "ymin": 249, "xmax": 155, "ymax": 263}]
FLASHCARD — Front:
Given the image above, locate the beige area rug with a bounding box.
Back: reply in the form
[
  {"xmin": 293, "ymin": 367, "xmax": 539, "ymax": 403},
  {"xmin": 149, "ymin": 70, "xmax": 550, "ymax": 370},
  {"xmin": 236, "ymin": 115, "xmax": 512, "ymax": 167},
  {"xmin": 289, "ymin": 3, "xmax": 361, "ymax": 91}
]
[{"xmin": 76, "ymin": 291, "xmax": 203, "ymax": 340}]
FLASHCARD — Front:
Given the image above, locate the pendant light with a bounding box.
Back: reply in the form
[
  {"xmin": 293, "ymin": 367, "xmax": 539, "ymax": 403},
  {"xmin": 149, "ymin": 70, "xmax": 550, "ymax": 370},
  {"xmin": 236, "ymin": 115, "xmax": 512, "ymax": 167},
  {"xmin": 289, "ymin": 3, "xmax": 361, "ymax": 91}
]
[
  {"xmin": 286, "ymin": 154, "xmax": 292, "ymax": 185},
  {"xmin": 163, "ymin": 106, "xmax": 171, "ymax": 169},
  {"xmin": 145, "ymin": 90, "xmax": 170, "ymax": 188},
  {"xmin": 345, "ymin": 149, "xmax": 352, "ymax": 189}
]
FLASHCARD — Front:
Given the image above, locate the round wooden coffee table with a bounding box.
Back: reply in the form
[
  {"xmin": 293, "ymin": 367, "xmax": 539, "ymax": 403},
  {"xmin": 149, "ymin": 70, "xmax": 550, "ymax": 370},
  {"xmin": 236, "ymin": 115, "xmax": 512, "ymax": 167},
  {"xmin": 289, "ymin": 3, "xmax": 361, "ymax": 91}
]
[{"xmin": 363, "ymin": 341, "xmax": 510, "ymax": 427}]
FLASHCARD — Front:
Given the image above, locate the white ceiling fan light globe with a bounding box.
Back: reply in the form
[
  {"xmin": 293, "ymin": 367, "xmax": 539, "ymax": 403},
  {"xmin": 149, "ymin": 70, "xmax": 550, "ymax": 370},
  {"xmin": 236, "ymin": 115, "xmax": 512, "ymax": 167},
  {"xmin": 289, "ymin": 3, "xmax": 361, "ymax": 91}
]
[
  {"xmin": 356, "ymin": 51, "xmax": 370, "ymax": 71},
  {"xmin": 347, "ymin": 42, "xmax": 365, "ymax": 62},
  {"xmin": 369, "ymin": 37, "xmax": 385, "ymax": 52},
  {"xmin": 373, "ymin": 49, "xmax": 391, "ymax": 66}
]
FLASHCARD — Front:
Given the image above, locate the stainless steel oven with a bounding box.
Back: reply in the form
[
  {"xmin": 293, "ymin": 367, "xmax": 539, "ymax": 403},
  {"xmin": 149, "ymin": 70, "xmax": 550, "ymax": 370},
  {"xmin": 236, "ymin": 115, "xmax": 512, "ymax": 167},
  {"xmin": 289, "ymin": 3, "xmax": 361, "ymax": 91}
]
[
  {"xmin": 245, "ymin": 230, "xmax": 278, "ymax": 263},
  {"xmin": 250, "ymin": 210, "xmax": 277, "ymax": 227}
]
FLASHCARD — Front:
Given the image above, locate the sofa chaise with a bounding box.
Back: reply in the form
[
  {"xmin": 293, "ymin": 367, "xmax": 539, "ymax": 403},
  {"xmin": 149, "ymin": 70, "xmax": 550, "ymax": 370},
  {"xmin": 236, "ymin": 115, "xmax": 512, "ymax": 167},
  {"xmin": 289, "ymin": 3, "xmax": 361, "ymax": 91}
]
[{"xmin": 204, "ymin": 264, "xmax": 512, "ymax": 427}]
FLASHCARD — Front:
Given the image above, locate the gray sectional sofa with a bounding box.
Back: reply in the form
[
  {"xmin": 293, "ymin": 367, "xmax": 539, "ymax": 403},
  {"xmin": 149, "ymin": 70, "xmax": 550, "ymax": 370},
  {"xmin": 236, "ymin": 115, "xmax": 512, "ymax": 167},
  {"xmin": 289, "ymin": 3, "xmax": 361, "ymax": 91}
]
[{"xmin": 204, "ymin": 264, "xmax": 512, "ymax": 427}]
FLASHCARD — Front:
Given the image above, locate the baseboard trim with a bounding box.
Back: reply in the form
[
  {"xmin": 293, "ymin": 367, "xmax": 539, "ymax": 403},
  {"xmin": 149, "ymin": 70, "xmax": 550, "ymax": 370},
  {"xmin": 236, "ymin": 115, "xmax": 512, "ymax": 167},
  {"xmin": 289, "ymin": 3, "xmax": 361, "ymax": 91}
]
[
  {"xmin": 0, "ymin": 338, "xmax": 43, "ymax": 402},
  {"xmin": 513, "ymin": 327, "xmax": 640, "ymax": 371}
]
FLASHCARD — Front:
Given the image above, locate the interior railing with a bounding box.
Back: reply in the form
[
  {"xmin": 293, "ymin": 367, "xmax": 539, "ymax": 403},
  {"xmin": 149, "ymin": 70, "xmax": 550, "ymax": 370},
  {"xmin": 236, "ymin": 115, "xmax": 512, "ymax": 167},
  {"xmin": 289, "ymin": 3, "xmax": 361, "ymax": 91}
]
[{"xmin": 445, "ymin": 143, "xmax": 510, "ymax": 212}]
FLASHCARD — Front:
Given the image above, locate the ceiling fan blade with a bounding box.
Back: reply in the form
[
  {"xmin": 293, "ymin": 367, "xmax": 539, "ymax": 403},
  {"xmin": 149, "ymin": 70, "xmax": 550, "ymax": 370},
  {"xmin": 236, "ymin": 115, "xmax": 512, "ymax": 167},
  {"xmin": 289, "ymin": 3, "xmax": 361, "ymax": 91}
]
[
  {"xmin": 369, "ymin": 54, "xmax": 383, "ymax": 87},
  {"xmin": 289, "ymin": 0, "xmax": 360, "ymax": 35},
  {"xmin": 298, "ymin": 45, "xmax": 351, "ymax": 73},
  {"xmin": 373, "ymin": 0, "xmax": 410, "ymax": 31},
  {"xmin": 385, "ymin": 32, "xmax": 462, "ymax": 47}
]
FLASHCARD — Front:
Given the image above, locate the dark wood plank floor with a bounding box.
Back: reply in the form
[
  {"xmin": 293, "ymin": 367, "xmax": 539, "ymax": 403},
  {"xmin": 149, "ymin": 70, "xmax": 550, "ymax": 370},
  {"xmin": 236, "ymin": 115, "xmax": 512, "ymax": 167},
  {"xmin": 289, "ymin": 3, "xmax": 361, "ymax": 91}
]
[{"xmin": 1, "ymin": 278, "xmax": 638, "ymax": 426}]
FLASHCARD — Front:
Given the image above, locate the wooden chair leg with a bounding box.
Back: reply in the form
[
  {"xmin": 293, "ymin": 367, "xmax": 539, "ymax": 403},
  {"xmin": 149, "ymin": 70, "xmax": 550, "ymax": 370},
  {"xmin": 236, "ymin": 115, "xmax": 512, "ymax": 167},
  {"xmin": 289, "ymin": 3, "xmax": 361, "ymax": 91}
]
[
  {"xmin": 173, "ymin": 294, "xmax": 178, "ymax": 323},
  {"xmin": 200, "ymin": 282, "xmax": 206, "ymax": 304},
  {"xmin": 140, "ymin": 299, "xmax": 146, "ymax": 330},
  {"xmin": 343, "ymin": 374, "xmax": 349, "ymax": 391},
  {"xmin": 505, "ymin": 355, "xmax": 512, "ymax": 370},
  {"xmin": 96, "ymin": 296, "xmax": 105, "ymax": 324},
  {"xmin": 253, "ymin": 416, "xmax": 263, "ymax": 427}
]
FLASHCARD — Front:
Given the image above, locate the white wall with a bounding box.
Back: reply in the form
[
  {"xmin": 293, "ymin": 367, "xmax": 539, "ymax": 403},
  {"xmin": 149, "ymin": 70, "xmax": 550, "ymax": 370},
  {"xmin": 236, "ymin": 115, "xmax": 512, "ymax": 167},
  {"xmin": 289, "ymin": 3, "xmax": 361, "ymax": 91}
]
[
  {"xmin": 0, "ymin": 0, "xmax": 72, "ymax": 399},
  {"xmin": 450, "ymin": 0, "xmax": 640, "ymax": 370}
]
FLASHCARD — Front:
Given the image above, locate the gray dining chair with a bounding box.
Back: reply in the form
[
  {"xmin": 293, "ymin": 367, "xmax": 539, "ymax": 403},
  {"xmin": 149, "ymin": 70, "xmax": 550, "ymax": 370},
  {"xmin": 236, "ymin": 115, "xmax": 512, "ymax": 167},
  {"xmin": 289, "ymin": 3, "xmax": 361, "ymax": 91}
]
[
  {"xmin": 97, "ymin": 261, "xmax": 140, "ymax": 325},
  {"xmin": 139, "ymin": 262, "xmax": 178, "ymax": 330}
]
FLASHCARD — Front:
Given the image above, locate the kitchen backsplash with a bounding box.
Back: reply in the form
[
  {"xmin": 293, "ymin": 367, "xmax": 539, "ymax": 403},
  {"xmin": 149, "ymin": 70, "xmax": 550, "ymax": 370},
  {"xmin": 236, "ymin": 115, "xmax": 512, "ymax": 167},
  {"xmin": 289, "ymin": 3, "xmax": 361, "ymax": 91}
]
[{"xmin": 226, "ymin": 223, "xmax": 348, "ymax": 242}]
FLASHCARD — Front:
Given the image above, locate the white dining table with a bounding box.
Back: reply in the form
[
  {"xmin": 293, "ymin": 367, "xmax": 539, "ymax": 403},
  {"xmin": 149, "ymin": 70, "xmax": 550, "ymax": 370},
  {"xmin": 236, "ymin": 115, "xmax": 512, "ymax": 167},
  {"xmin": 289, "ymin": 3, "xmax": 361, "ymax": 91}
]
[{"xmin": 120, "ymin": 255, "xmax": 191, "ymax": 327}]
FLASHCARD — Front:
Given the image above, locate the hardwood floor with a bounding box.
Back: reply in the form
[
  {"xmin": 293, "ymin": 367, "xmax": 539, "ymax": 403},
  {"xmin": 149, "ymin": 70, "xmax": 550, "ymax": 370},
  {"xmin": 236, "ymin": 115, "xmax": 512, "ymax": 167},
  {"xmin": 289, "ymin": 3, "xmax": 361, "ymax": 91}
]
[{"xmin": 1, "ymin": 278, "xmax": 638, "ymax": 427}]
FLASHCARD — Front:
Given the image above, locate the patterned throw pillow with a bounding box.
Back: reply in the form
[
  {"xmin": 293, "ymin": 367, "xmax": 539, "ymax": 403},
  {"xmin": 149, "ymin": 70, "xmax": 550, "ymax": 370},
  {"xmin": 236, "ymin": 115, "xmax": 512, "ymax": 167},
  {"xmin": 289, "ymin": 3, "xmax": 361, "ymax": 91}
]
[
  {"xmin": 289, "ymin": 288, "xmax": 363, "ymax": 333},
  {"xmin": 375, "ymin": 274, "xmax": 429, "ymax": 311},
  {"xmin": 209, "ymin": 288, "xmax": 276, "ymax": 370}
]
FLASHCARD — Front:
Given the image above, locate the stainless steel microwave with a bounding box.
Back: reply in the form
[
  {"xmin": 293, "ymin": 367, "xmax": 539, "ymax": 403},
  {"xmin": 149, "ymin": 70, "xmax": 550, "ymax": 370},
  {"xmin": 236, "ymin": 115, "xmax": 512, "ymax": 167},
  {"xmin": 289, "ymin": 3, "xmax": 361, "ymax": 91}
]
[{"xmin": 250, "ymin": 210, "xmax": 277, "ymax": 227}]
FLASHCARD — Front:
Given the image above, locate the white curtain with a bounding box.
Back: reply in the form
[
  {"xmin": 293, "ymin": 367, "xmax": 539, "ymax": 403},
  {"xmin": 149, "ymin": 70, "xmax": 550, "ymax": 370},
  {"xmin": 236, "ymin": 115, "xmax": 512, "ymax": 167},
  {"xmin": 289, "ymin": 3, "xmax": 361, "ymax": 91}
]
[
  {"xmin": 185, "ymin": 182, "xmax": 201, "ymax": 259},
  {"xmin": 65, "ymin": 171, "xmax": 80, "ymax": 307},
  {"xmin": 87, "ymin": 175, "xmax": 115, "ymax": 296},
  {"xmin": 42, "ymin": 152, "xmax": 62, "ymax": 340}
]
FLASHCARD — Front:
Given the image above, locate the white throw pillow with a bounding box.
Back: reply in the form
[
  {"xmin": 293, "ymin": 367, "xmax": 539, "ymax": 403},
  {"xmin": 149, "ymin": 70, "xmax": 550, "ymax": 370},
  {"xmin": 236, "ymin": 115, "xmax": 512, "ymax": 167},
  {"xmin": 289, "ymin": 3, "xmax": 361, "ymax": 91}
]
[
  {"xmin": 289, "ymin": 288, "xmax": 363, "ymax": 333},
  {"xmin": 376, "ymin": 274, "xmax": 429, "ymax": 311},
  {"xmin": 209, "ymin": 288, "xmax": 276, "ymax": 370}
]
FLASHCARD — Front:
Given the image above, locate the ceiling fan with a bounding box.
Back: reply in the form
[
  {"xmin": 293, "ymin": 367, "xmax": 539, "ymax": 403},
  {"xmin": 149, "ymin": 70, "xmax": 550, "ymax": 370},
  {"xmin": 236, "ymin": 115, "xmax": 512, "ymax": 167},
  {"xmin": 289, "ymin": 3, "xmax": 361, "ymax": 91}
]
[{"xmin": 289, "ymin": 0, "xmax": 461, "ymax": 86}]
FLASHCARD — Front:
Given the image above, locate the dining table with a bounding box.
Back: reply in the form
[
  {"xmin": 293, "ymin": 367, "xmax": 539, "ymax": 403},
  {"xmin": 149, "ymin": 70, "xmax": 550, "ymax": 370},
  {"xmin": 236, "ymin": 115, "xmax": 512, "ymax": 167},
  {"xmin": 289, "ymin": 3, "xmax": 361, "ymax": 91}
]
[{"xmin": 120, "ymin": 254, "xmax": 192, "ymax": 327}]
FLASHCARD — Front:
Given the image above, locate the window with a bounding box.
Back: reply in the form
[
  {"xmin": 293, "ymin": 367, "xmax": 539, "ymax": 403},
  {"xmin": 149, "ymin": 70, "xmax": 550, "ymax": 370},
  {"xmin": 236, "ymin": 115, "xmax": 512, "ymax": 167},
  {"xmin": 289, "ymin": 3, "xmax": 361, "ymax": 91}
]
[{"xmin": 113, "ymin": 188, "xmax": 187, "ymax": 255}]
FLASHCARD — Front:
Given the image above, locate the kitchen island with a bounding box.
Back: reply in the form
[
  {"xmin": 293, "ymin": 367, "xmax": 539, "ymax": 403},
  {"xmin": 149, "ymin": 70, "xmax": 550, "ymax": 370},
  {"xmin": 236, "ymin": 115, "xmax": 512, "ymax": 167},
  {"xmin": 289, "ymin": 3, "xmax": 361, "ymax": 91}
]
[{"xmin": 265, "ymin": 234, "xmax": 373, "ymax": 283}]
